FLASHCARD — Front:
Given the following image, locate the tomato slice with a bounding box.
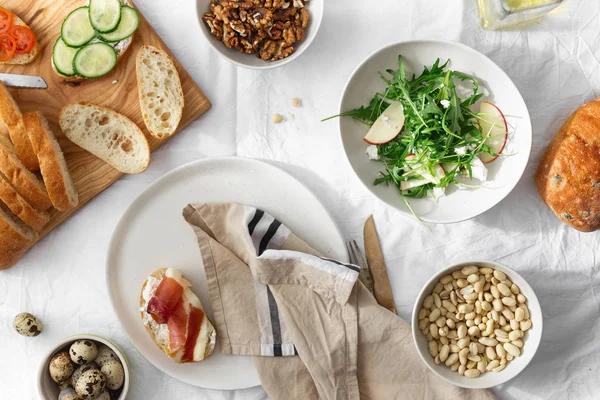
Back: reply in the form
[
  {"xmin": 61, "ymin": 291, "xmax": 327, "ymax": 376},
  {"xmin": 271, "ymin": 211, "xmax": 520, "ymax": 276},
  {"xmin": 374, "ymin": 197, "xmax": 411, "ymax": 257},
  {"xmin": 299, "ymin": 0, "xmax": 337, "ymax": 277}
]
[
  {"xmin": 10, "ymin": 26, "xmax": 35, "ymax": 54},
  {"xmin": 0, "ymin": 34, "xmax": 16, "ymax": 62},
  {"xmin": 0, "ymin": 8, "xmax": 13, "ymax": 35}
]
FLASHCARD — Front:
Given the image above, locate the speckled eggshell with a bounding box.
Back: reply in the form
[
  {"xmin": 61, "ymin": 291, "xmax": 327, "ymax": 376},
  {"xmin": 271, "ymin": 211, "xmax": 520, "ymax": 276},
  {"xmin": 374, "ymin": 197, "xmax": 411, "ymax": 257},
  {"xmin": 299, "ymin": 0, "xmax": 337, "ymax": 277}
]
[
  {"xmin": 13, "ymin": 313, "xmax": 43, "ymax": 337},
  {"xmin": 75, "ymin": 369, "xmax": 106, "ymax": 399},
  {"xmin": 93, "ymin": 391, "xmax": 111, "ymax": 400},
  {"xmin": 49, "ymin": 352, "xmax": 74, "ymax": 383},
  {"xmin": 94, "ymin": 344, "xmax": 119, "ymax": 367},
  {"xmin": 100, "ymin": 360, "xmax": 124, "ymax": 390},
  {"xmin": 71, "ymin": 362, "xmax": 99, "ymax": 388},
  {"xmin": 58, "ymin": 387, "xmax": 79, "ymax": 400},
  {"xmin": 70, "ymin": 340, "xmax": 98, "ymax": 365}
]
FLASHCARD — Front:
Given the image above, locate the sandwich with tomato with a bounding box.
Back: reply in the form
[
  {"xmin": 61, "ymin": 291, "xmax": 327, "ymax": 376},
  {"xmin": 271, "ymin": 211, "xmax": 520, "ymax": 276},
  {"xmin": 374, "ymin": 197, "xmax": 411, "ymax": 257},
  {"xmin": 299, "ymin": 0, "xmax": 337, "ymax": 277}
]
[{"xmin": 0, "ymin": 7, "xmax": 39, "ymax": 65}]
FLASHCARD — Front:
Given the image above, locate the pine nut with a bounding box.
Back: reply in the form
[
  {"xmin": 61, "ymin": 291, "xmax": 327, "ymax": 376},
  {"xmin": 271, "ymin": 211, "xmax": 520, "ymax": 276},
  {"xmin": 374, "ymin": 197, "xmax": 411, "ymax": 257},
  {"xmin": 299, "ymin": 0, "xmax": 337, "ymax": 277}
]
[
  {"xmin": 506, "ymin": 353, "xmax": 514, "ymax": 361},
  {"xmin": 424, "ymin": 295, "xmax": 434, "ymax": 309},
  {"xmin": 474, "ymin": 277, "xmax": 486, "ymax": 293},
  {"xmin": 501, "ymin": 308, "xmax": 515, "ymax": 320},
  {"xmin": 439, "ymin": 327, "xmax": 449, "ymax": 337},
  {"xmin": 458, "ymin": 337, "xmax": 470, "ymax": 349},
  {"xmin": 493, "ymin": 270, "xmax": 506, "ymax": 281},
  {"xmin": 450, "ymin": 291, "xmax": 458, "ymax": 306},
  {"xmin": 457, "ymin": 279, "xmax": 468, "ymax": 288},
  {"xmin": 450, "ymin": 362, "xmax": 459, "ymax": 372},
  {"xmin": 447, "ymin": 330, "xmax": 458, "ymax": 339},
  {"xmin": 430, "ymin": 323, "xmax": 439, "ymax": 338},
  {"xmin": 442, "ymin": 300, "xmax": 457, "ymax": 313},
  {"xmin": 492, "ymin": 363, "xmax": 506, "ymax": 372},
  {"xmin": 460, "ymin": 286, "xmax": 474, "ymax": 295},
  {"xmin": 457, "ymin": 325, "xmax": 468, "ymax": 339},
  {"xmin": 436, "ymin": 316, "xmax": 446, "ymax": 328},
  {"xmin": 469, "ymin": 342, "xmax": 478, "ymax": 357},
  {"xmin": 418, "ymin": 308, "xmax": 428, "ymax": 320},
  {"xmin": 477, "ymin": 360, "xmax": 487, "ymax": 373},
  {"xmin": 467, "ymin": 360, "xmax": 477, "ymax": 369},
  {"xmin": 419, "ymin": 318, "xmax": 428, "ymax": 330},
  {"xmin": 445, "ymin": 353, "xmax": 459, "ymax": 366},
  {"xmin": 434, "ymin": 355, "xmax": 441, "ymax": 364},
  {"xmin": 479, "ymin": 267, "xmax": 493, "ymax": 274},
  {"xmin": 490, "ymin": 285, "xmax": 501, "ymax": 299},
  {"xmin": 462, "ymin": 266, "xmax": 479, "ymax": 275},
  {"xmin": 433, "ymin": 293, "xmax": 442, "ymax": 308},
  {"xmin": 467, "ymin": 273, "xmax": 480, "ymax": 283},
  {"xmin": 458, "ymin": 365, "xmax": 466, "ymax": 376},
  {"xmin": 429, "ymin": 341, "xmax": 439, "ymax": 357},
  {"xmin": 440, "ymin": 275, "xmax": 453, "ymax": 284},
  {"xmin": 439, "ymin": 344, "xmax": 450, "ymax": 362},
  {"xmin": 486, "ymin": 360, "xmax": 500, "ymax": 371},
  {"xmin": 504, "ymin": 343, "xmax": 520, "ymax": 357},
  {"xmin": 517, "ymin": 293, "xmax": 527, "ymax": 304},
  {"xmin": 433, "ymin": 282, "xmax": 444, "ymax": 294},
  {"xmin": 453, "ymin": 270, "xmax": 466, "ymax": 279},
  {"xmin": 515, "ymin": 307, "xmax": 525, "ymax": 322},
  {"xmin": 479, "ymin": 337, "xmax": 498, "ymax": 346},
  {"xmin": 465, "ymin": 369, "xmax": 481, "ymax": 378},
  {"xmin": 440, "ymin": 336, "xmax": 449, "ymax": 345},
  {"xmin": 497, "ymin": 283, "xmax": 511, "ymax": 296},
  {"xmin": 502, "ymin": 297, "xmax": 517, "ymax": 307},
  {"xmin": 520, "ymin": 320, "xmax": 532, "ymax": 331},
  {"xmin": 429, "ymin": 308, "xmax": 441, "ymax": 322},
  {"xmin": 475, "ymin": 343, "xmax": 485, "ymax": 353},
  {"xmin": 511, "ymin": 284, "xmax": 520, "ymax": 295},
  {"xmin": 494, "ymin": 329, "xmax": 508, "ymax": 338},
  {"xmin": 446, "ymin": 319, "xmax": 456, "ymax": 329},
  {"xmin": 486, "ymin": 346, "xmax": 497, "ymax": 360},
  {"xmin": 459, "ymin": 347, "xmax": 469, "ymax": 365},
  {"xmin": 464, "ymin": 292, "xmax": 478, "ymax": 301}
]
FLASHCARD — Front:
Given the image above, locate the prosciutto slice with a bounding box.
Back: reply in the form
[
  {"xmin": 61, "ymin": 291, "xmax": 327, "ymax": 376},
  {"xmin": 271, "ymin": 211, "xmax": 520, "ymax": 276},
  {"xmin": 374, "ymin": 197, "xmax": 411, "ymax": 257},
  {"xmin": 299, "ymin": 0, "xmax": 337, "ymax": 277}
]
[
  {"xmin": 146, "ymin": 276, "xmax": 184, "ymax": 324},
  {"xmin": 167, "ymin": 299, "xmax": 188, "ymax": 351}
]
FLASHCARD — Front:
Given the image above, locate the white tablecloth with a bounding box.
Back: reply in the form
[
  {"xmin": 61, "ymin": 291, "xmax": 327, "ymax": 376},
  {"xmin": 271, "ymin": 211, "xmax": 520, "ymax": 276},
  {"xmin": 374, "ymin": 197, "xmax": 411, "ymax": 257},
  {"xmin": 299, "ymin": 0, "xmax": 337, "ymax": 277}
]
[{"xmin": 2, "ymin": 0, "xmax": 600, "ymax": 399}]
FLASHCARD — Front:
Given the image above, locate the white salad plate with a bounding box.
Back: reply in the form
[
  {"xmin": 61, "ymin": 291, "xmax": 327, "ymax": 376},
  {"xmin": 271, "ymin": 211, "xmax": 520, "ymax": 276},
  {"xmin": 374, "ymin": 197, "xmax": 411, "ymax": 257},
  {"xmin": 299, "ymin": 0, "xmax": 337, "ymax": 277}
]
[
  {"xmin": 106, "ymin": 157, "xmax": 346, "ymax": 390},
  {"xmin": 339, "ymin": 40, "xmax": 533, "ymax": 223}
]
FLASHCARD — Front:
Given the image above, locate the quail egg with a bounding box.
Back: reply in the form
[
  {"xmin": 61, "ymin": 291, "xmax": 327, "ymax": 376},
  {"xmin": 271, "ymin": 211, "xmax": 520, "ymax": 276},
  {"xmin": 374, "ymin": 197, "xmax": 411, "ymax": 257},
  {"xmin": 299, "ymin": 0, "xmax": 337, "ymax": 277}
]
[
  {"xmin": 58, "ymin": 387, "xmax": 78, "ymax": 400},
  {"xmin": 49, "ymin": 352, "xmax": 74, "ymax": 383},
  {"xmin": 95, "ymin": 344, "xmax": 118, "ymax": 367},
  {"xmin": 100, "ymin": 359, "xmax": 124, "ymax": 390},
  {"xmin": 71, "ymin": 362, "xmax": 99, "ymax": 388},
  {"xmin": 92, "ymin": 391, "xmax": 111, "ymax": 400},
  {"xmin": 75, "ymin": 369, "xmax": 106, "ymax": 399},
  {"xmin": 13, "ymin": 312, "xmax": 42, "ymax": 337},
  {"xmin": 70, "ymin": 340, "xmax": 98, "ymax": 365}
]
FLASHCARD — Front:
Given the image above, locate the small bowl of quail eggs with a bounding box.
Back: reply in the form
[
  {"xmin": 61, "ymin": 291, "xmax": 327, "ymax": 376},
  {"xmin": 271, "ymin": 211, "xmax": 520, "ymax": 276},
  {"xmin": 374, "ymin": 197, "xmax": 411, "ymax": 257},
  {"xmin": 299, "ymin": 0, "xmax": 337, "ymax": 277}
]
[{"xmin": 38, "ymin": 334, "xmax": 129, "ymax": 400}]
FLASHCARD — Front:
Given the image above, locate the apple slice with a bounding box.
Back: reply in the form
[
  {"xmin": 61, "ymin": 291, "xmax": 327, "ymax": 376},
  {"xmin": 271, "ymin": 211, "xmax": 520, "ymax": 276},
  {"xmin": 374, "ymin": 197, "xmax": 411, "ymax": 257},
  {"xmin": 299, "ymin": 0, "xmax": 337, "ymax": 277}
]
[
  {"xmin": 364, "ymin": 102, "xmax": 406, "ymax": 145},
  {"xmin": 478, "ymin": 101, "xmax": 508, "ymax": 163},
  {"xmin": 400, "ymin": 179, "xmax": 429, "ymax": 190}
]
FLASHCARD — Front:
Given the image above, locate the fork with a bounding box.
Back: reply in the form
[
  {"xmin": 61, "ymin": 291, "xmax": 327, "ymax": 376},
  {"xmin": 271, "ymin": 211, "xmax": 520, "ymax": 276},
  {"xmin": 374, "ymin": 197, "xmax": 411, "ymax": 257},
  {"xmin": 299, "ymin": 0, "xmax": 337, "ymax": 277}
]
[{"xmin": 347, "ymin": 240, "xmax": 374, "ymax": 294}]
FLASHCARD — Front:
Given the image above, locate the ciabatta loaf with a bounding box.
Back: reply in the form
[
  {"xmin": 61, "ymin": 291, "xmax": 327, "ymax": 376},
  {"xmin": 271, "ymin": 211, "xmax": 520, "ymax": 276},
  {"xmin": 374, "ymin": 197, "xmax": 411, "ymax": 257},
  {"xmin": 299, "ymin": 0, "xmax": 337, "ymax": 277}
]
[
  {"xmin": 0, "ymin": 13, "xmax": 40, "ymax": 66},
  {"xmin": 0, "ymin": 200, "xmax": 38, "ymax": 270},
  {"xmin": 0, "ymin": 172, "xmax": 49, "ymax": 231},
  {"xmin": 24, "ymin": 112, "xmax": 79, "ymax": 211},
  {"xmin": 0, "ymin": 83, "xmax": 38, "ymax": 171},
  {"xmin": 0, "ymin": 134, "xmax": 51, "ymax": 210},
  {"xmin": 59, "ymin": 103, "xmax": 150, "ymax": 174},
  {"xmin": 136, "ymin": 45, "xmax": 184, "ymax": 139},
  {"xmin": 140, "ymin": 268, "xmax": 216, "ymax": 363}
]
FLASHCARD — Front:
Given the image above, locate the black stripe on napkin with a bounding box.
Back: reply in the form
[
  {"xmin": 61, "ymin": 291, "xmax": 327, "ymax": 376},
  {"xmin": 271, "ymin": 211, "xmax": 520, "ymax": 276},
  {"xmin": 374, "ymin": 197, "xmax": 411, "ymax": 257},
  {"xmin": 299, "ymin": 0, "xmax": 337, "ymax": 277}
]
[
  {"xmin": 318, "ymin": 256, "xmax": 361, "ymax": 273},
  {"xmin": 266, "ymin": 286, "xmax": 283, "ymax": 357},
  {"xmin": 258, "ymin": 219, "xmax": 282, "ymax": 256},
  {"xmin": 248, "ymin": 209, "xmax": 264, "ymax": 236}
]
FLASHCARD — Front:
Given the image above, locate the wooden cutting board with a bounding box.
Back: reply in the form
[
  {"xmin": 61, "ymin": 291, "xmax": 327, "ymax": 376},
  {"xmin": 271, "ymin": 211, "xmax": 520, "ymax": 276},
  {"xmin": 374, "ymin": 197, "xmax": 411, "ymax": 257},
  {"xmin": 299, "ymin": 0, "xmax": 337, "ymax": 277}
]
[{"xmin": 0, "ymin": 0, "xmax": 211, "ymax": 241}]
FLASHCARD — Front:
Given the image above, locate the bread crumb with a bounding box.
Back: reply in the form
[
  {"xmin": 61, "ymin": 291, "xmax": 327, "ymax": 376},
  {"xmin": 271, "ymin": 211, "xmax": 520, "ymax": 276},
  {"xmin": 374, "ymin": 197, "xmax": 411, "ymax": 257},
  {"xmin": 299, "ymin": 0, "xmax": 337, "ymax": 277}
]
[
  {"xmin": 112, "ymin": 80, "xmax": 118, "ymax": 84},
  {"xmin": 290, "ymin": 98, "xmax": 302, "ymax": 108},
  {"xmin": 271, "ymin": 113, "xmax": 285, "ymax": 124}
]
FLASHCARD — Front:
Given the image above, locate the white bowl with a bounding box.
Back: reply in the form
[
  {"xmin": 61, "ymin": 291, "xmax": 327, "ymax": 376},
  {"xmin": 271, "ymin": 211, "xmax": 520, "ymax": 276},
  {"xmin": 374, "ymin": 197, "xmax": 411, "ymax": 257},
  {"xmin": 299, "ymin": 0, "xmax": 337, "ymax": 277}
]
[
  {"xmin": 338, "ymin": 40, "xmax": 533, "ymax": 223},
  {"xmin": 196, "ymin": 0, "xmax": 324, "ymax": 69},
  {"xmin": 38, "ymin": 334, "xmax": 130, "ymax": 400},
  {"xmin": 411, "ymin": 260, "xmax": 543, "ymax": 389}
]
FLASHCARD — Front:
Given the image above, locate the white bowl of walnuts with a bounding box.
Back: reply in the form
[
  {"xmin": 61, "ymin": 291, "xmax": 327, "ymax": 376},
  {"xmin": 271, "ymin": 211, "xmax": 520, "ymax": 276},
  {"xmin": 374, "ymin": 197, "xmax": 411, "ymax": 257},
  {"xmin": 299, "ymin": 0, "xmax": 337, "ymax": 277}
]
[{"xmin": 412, "ymin": 261, "xmax": 543, "ymax": 389}]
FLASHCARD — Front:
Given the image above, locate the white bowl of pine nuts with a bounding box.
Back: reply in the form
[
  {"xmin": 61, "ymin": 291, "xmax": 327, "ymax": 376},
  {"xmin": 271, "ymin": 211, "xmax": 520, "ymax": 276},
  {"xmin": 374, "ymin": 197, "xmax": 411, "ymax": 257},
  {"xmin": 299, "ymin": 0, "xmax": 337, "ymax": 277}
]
[{"xmin": 412, "ymin": 261, "xmax": 542, "ymax": 389}]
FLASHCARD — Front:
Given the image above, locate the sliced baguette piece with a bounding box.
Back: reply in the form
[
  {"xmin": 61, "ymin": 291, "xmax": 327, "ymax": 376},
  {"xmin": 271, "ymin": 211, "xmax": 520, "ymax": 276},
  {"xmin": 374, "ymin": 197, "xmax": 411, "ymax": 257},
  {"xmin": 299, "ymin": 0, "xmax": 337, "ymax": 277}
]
[
  {"xmin": 59, "ymin": 103, "xmax": 150, "ymax": 174},
  {"xmin": 0, "ymin": 82, "xmax": 39, "ymax": 171},
  {"xmin": 140, "ymin": 268, "xmax": 217, "ymax": 363},
  {"xmin": 0, "ymin": 172, "xmax": 49, "ymax": 231},
  {"xmin": 0, "ymin": 134, "xmax": 51, "ymax": 210},
  {"xmin": 0, "ymin": 200, "xmax": 38, "ymax": 270},
  {"xmin": 136, "ymin": 45, "xmax": 184, "ymax": 139},
  {"xmin": 0, "ymin": 12, "xmax": 41, "ymax": 66},
  {"xmin": 24, "ymin": 112, "xmax": 79, "ymax": 212}
]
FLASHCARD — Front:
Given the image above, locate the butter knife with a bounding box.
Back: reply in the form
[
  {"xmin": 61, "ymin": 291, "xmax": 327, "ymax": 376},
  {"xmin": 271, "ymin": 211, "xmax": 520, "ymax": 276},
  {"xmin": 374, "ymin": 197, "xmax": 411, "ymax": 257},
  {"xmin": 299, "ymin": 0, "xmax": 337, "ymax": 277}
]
[
  {"xmin": 0, "ymin": 73, "xmax": 48, "ymax": 89},
  {"xmin": 364, "ymin": 215, "xmax": 397, "ymax": 314}
]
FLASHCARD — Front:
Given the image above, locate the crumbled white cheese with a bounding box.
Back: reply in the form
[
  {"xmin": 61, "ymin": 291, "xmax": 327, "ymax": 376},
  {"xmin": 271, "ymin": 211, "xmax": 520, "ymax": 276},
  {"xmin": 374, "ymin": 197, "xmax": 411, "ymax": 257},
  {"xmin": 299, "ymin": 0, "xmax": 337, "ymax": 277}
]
[
  {"xmin": 366, "ymin": 145, "xmax": 379, "ymax": 160},
  {"xmin": 470, "ymin": 157, "xmax": 488, "ymax": 181},
  {"xmin": 482, "ymin": 87, "xmax": 490, "ymax": 97},
  {"xmin": 290, "ymin": 98, "xmax": 301, "ymax": 108},
  {"xmin": 433, "ymin": 187, "xmax": 446, "ymax": 198},
  {"xmin": 112, "ymin": 80, "xmax": 118, "ymax": 84},
  {"xmin": 382, "ymin": 115, "xmax": 394, "ymax": 128},
  {"xmin": 455, "ymin": 146, "xmax": 467, "ymax": 155},
  {"xmin": 271, "ymin": 113, "xmax": 285, "ymax": 124},
  {"xmin": 440, "ymin": 99, "xmax": 450, "ymax": 109}
]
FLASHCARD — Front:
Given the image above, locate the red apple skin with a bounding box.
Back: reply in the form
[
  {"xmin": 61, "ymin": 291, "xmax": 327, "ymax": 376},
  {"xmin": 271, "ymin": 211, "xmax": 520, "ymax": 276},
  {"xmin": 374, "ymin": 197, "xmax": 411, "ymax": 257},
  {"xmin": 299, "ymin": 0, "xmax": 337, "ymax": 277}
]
[
  {"xmin": 479, "ymin": 101, "xmax": 508, "ymax": 164},
  {"xmin": 364, "ymin": 137, "xmax": 395, "ymax": 145}
]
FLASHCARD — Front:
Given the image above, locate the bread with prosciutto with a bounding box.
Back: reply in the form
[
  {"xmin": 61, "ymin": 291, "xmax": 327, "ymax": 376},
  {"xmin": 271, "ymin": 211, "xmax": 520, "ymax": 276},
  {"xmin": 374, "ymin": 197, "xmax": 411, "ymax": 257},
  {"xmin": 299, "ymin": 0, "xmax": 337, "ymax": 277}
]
[{"xmin": 140, "ymin": 268, "xmax": 216, "ymax": 363}]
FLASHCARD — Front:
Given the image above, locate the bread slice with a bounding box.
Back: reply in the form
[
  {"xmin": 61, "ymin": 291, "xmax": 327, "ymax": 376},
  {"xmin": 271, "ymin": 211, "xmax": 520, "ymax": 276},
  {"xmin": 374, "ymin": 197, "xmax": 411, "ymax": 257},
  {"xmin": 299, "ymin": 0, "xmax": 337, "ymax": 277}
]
[
  {"xmin": 0, "ymin": 134, "xmax": 51, "ymax": 210},
  {"xmin": 140, "ymin": 268, "xmax": 216, "ymax": 363},
  {"xmin": 0, "ymin": 172, "xmax": 49, "ymax": 231},
  {"xmin": 59, "ymin": 103, "xmax": 150, "ymax": 174},
  {"xmin": 0, "ymin": 12, "xmax": 41, "ymax": 66},
  {"xmin": 136, "ymin": 45, "xmax": 184, "ymax": 139},
  {"xmin": 53, "ymin": 0, "xmax": 136, "ymax": 83},
  {"xmin": 24, "ymin": 112, "xmax": 79, "ymax": 212},
  {"xmin": 0, "ymin": 83, "xmax": 39, "ymax": 171},
  {"xmin": 0, "ymin": 200, "xmax": 38, "ymax": 270}
]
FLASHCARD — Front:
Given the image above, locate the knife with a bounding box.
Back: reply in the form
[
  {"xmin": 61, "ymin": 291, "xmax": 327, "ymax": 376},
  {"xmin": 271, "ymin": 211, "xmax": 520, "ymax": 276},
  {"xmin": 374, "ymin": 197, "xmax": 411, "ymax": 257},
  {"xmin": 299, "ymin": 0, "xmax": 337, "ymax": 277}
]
[
  {"xmin": 364, "ymin": 215, "xmax": 397, "ymax": 314},
  {"xmin": 0, "ymin": 73, "xmax": 47, "ymax": 89}
]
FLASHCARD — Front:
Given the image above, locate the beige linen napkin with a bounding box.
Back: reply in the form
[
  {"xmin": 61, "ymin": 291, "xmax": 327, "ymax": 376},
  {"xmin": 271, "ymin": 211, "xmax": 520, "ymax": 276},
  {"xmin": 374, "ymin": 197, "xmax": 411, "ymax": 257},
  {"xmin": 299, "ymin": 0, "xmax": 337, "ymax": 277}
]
[{"xmin": 183, "ymin": 203, "xmax": 496, "ymax": 400}]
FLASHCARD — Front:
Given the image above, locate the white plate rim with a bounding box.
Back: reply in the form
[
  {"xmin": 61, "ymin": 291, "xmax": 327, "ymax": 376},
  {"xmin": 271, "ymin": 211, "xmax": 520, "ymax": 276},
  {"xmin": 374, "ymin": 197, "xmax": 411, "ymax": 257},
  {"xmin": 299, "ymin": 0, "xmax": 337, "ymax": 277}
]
[
  {"xmin": 105, "ymin": 156, "xmax": 347, "ymax": 390},
  {"xmin": 338, "ymin": 39, "xmax": 533, "ymax": 224}
]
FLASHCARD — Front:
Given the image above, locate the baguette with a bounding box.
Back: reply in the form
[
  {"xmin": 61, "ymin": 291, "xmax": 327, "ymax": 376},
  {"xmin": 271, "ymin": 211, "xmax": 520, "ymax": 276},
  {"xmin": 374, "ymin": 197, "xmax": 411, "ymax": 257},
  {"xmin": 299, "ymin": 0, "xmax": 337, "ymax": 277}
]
[
  {"xmin": 0, "ymin": 172, "xmax": 49, "ymax": 231},
  {"xmin": 0, "ymin": 134, "xmax": 51, "ymax": 210},
  {"xmin": 0, "ymin": 83, "xmax": 39, "ymax": 171},
  {"xmin": 0, "ymin": 200, "xmax": 38, "ymax": 270},
  {"xmin": 59, "ymin": 103, "xmax": 150, "ymax": 174},
  {"xmin": 0, "ymin": 12, "xmax": 40, "ymax": 66},
  {"xmin": 136, "ymin": 45, "xmax": 184, "ymax": 139},
  {"xmin": 140, "ymin": 268, "xmax": 216, "ymax": 363},
  {"xmin": 24, "ymin": 112, "xmax": 79, "ymax": 212}
]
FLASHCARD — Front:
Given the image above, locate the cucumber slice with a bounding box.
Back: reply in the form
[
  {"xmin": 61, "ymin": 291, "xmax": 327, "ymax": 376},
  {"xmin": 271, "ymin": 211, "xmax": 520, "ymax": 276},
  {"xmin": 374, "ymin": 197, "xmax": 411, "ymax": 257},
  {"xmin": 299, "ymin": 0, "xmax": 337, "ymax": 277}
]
[
  {"xmin": 52, "ymin": 37, "xmax": 79, "ymax": 77},
  {"xmin": 98, "ymin": 7, "xmax": 140, "ymax": 42},
  {"xmin": 73, "ymin": 43, "xmax": 118, "ymax": 79},
  {"xmin": 61, "ymin": 7, "xmax": 96, "ymax": 47},
  {"xmin": 89, "ymin": 0, "xmax": 122, "ymax": 33}
]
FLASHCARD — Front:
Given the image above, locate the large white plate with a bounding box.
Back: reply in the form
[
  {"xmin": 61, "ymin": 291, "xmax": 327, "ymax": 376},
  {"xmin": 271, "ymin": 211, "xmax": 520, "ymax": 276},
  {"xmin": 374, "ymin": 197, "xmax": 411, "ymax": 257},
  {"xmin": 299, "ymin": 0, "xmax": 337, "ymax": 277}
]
[
  {"xmin": 106, "ymin": 157, "xmax": 346, "ymax": 390},
  {"xmin": 339, "ymin": 40, "xmax": 533, "ymax": 223}
]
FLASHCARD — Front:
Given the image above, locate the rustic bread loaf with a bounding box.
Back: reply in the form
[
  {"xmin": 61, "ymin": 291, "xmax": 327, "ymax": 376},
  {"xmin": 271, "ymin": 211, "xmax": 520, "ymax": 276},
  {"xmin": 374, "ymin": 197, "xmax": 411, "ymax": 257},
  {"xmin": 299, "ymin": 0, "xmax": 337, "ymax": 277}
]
[
  {"xmin": 0, "ymin": 172, "xmax": 49, "ymax": 231},
  {"xmin": 0, "ymin": 200, "xmax": 38, "ymax": 270},
  {"xmin": 0, "ymin": 13, "xmax": 40, "ymax": 66},
  {"xmin": 535, "ymin": 97, "xmax": 600, "ymax": 232},
  {"xmin": 0, "ymin": 82, "xmax": 39, "ymax": 171},
  {"xmin": 59, "ymin": 103, "xmax": 150, "ymax": 174},
  {"xmin": 136, "ymin": 45, "xmax": 184, "ymax": 139},
  {"xmin": 24, "ymin": 112, "xmax": 79, "ymax": 211}
]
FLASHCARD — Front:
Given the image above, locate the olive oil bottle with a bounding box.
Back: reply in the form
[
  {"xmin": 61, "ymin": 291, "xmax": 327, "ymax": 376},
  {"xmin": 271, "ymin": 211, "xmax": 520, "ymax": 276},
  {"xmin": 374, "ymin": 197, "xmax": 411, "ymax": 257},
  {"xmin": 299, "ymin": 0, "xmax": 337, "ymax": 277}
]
[{"xmin": 477, "ymin": 0, "xmax": 564, "ymax": 30}]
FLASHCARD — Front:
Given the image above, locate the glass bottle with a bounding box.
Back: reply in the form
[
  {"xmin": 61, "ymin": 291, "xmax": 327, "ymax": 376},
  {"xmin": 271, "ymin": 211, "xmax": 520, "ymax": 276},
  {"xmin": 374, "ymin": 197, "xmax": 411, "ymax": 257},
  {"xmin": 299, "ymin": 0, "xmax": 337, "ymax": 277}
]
[{"xmin": 477, "ymin": 0, "xmax": 565, "ymax": 30}]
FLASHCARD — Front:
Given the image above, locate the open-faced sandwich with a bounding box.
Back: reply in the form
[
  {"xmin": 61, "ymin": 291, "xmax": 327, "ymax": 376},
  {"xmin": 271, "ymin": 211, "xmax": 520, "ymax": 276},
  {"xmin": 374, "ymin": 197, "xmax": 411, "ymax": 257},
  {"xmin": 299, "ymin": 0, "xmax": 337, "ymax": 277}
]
[
  {"xmin": 140, "ymin": 268, "xmax": 216, "ymax": 363},
  {"xmin": 52, "ymin": 0, "xmax": 140, "ymax": 82},
  {"xmin": 0, "ymin": 7, "xmax": 40, "ymax": 65}
]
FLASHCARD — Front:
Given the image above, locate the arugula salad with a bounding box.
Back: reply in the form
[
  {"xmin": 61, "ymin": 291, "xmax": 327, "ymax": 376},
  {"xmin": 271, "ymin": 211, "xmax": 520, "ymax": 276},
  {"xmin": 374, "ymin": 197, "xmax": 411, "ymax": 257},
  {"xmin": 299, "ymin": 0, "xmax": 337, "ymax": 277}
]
[{"xmin": 327, "ymin": 56, "xmax": 508, "ymax": 210}]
